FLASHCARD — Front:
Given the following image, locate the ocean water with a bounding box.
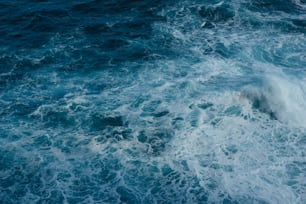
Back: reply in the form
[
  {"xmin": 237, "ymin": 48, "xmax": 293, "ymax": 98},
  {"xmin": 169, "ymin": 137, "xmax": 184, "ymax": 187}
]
[{"xmin": 1, "ymin": 0, "xmax": 306, "ymax": 203}]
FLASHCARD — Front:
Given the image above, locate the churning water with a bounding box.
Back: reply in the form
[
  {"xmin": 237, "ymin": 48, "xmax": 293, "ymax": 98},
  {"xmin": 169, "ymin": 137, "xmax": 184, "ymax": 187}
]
[{"xmin": 1, "ymin": 0, "xmax": 306, "ymax": 203}]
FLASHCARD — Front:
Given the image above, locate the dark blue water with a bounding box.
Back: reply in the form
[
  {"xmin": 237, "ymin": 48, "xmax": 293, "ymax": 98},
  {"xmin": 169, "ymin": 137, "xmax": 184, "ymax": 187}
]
[{"xmin": 1, "ymin": 0, "xmax": 306, "ymax": 203}]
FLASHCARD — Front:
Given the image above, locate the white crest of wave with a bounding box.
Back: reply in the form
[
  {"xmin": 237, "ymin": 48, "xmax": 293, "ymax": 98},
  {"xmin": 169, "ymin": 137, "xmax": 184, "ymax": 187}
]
[{"xmin": 243, "ymin": 72, "xmax": 306, "ymax": 128}]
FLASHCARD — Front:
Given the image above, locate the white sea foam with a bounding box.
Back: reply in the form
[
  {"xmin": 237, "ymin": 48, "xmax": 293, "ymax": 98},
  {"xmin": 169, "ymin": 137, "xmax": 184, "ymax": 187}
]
[{"xmin": 2, "ymin": 0, "xmax": 306, "ymax": 203}]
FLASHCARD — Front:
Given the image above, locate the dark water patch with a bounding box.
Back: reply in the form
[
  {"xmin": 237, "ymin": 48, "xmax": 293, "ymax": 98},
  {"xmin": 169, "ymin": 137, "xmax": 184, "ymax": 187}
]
[
  {"xmin": 92, "ymin": 166, "xmax": 117, "ymax": 185},
  {"xmin": 81, "ymin": 23, "xmax": 154, "ymax": 63},
  {"xmin": 91, "ymin": 114, "xmax": 124, "ymax": 130},
  {"xmin": 238, "ymin": 2, "xmax": 306, "ymax": 35},
  {"xmin": 4, "ymin": 32, "xmax": 50, "ymax": 50},
  {"xmin": 111, "ymin": 44, "xmax": 151, "ymax": 63},
  {"xmin": 215, "ymin": 42, "xmax": 239, "ymax": 58},
  {"xmin": 138, "ymin": 129, "xmax": 174, "ymax": 155},
  {"xmin": 22, "ymin": 15, "xmax": 57, "ymax": 33},
  {"xmin": 0, "ymin": 149, "xmax": 17, "ymax": 171},
  {"xmin": 235, "ymin": 196, "xmax": 270, "ymax": 204},
  {"xmin": 95, "ymin": 129, "xmax": 133, "ymax": 144},
  {"xmin": 291, "ymin": 19, "xmax": 306, "ymax": 33},
  {"xmin": 224, "ymin": 106, "xmax": 242, "ymax": 117},
  {"xmin": 31, "ymin": 106, "xmax": 76, "ymax": 128},
  {"xmin": 0, "ymin": 56, "xmax": 41, "ymax": 88},
  {"xmin": 137, "ymin": 130, "xmax": 147, "ymax": 143},
  {"xmin": 0, "ymin": 150, "xmax": 58, "ymax": 203},
  {"xmin": 42, "ymin": 190, "xmax": 65, "ymax": 204},
  {"xmin": 247, "ymin": 0, "xmax": 306, "ymax": 14},
  {"xmin": 286, "ymin": 162, "xmax": 304, "ymax": 179},
  {"xmin": 198, "ymin": 3, "xmax": 235, "ymax": 23},
  {"xmin": 70, "ymin": 0, "xmax": 170, "ymax": 63},
  {"xmin": 72, "ymin": 1, "xmax": 111, "ymax": 16},
  {"xmin": 201, "ymin": 21, "xmax": 215, "ymax": 29},
  {"xmin": 72, "ymin": 0, "xmax": 167, "ymax": 41},
  {"xmin": 1, "ymin": 0, "xmax": 174, "ymax": 49},
  {"xmin": 33, "ymin": 135, "xmax": 52, "ymax": 150},
  {"xmin": 141, "ymin": 100, "xmax": 162, "ymax": 115},
  {"xmin": 263, "ymin": 19, "xmax": 306, "ymax": 35},
  {"xmin": 171, "ymin": 117, "xmax": 184, "ymax": 130},
  {"xmin": 109, "ymin": 21, "xmax": 152, "ymax": 39},
  {"xmin": 0, "ymin": 59, "xmax": 44, "ymax": 89},
  {"xmin": 101, "ymin": 38, "xmax": 129, "ymax": 50},
  {"xmin": 0, "ymin": 55, "xmax": 16, "ymax": 73},
  {"xmin": 83, "ymin": 80, "xmax": 109, "ymax": 94},
  {"xmin": 83, "ymin": 23, "xmax": 112, "ymax": 36},
  {"xmin": 59, "ymin": 155, "xmax": 124, "ymax": 203},
  {"xmin": 72, "ymin": 0, "xmax": 169, "ymax": 17},
  {"xmin": 90, "ymin": 113, "xmax": 134, "ymax": 143},
  {"xmin": 0, "ymin": 72, "xmax": 24, "ymax": 90},
  {"xmin": 56, "ymin": 45, "xmax": 151, "ymax": 72},
  {"xmin": 53, "ymin": 136, "xmax": 88, "ymax": 154},
  {"xmin": 222, "ymin": 196, "xmax": 239, "ymax": 204},
  {"xmin": 2, "ymin": 102, "xmax": 38, "ymax": 117},
  {"xmin": 24, "ymin": 9, "xmax": 70, "ymax": 19},
  {"xmin": 69, "ymin": 176, "xmax": 97, "ymax": 197},
  {"xmin": 56, "ymin": 48, "xmax": 109, "ymax": 72},
  {"xmin": 1, "ymin": 12, "xmax": 59, "ymax": 49},
  {"xmin": 223, "ymin": 144, "xmax": 239, "ymax": 156},
  {"xmin": 198, "ymin": 102, "xmax": 213, "ymax": 110},
  {"xmin": 154, "ymin": 110, "xmax": 170, "ymax": 118},
  {"xmin": 116, "ymin": 186, "xmax": 140, "ymax": 204}
]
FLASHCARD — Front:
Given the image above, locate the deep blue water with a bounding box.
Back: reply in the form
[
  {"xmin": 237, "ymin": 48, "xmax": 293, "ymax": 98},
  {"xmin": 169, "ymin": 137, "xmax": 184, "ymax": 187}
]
[{"xmin": 1, "ymin": 0, "xmax": 306, "ymax": 203}]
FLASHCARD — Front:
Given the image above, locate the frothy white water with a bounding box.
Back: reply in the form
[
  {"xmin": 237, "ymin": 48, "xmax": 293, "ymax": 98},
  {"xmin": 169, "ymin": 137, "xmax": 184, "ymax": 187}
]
[
  {"xmin": 1, "ymin": 0, "xmax": 306, "ymax": 203},
  {"xmin": 242, "ymin": 72, "xmax": 306, "ymax": 128},
  {"xmin": 165, "ymin": 83, "xmax": 306, "ymax": 202}
]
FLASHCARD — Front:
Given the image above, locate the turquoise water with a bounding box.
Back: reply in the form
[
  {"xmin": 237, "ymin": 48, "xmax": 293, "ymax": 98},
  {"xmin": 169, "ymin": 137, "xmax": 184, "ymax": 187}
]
[{"xmin": 1, "ymin": 0, "xmax": 306, "ymax": 203}]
